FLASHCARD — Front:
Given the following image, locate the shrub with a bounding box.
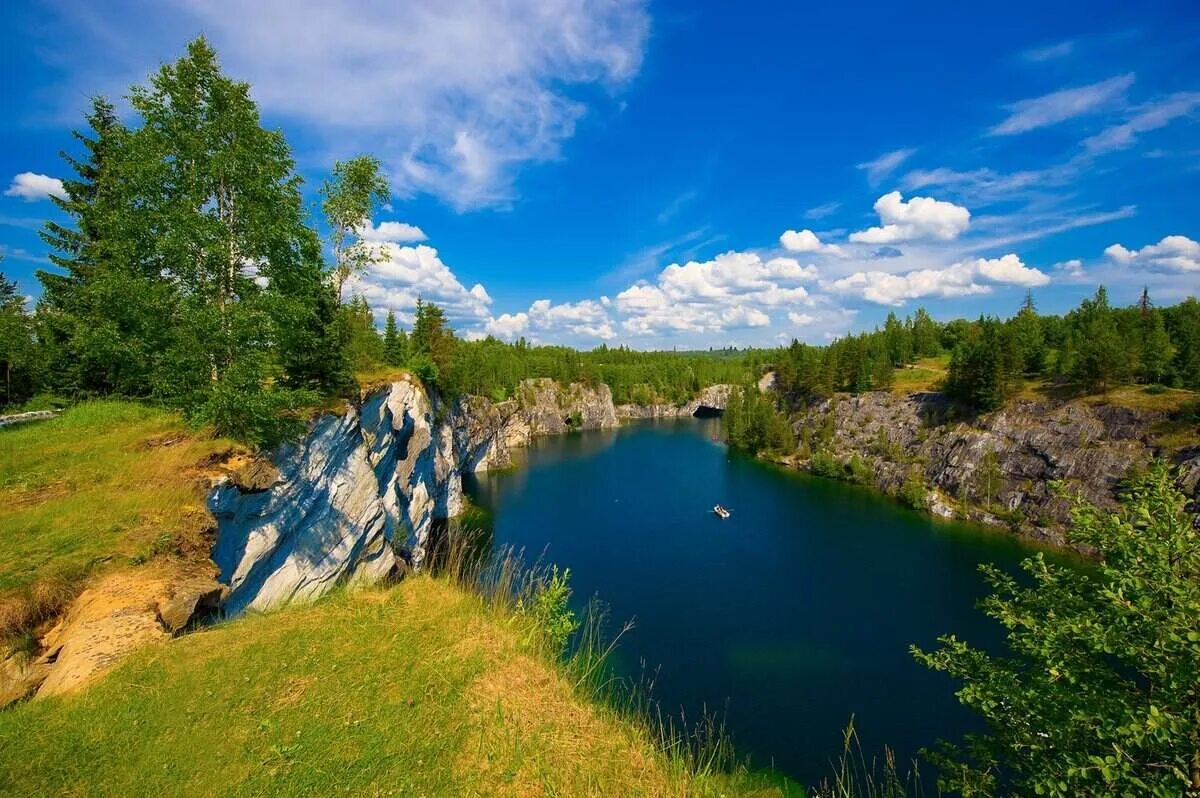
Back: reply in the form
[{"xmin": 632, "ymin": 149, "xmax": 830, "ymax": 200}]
[
  {"xmin": 523, "ymin": 566, "xmax": 579, "ymax": 656},
  {"xmin": 898, "ymin": 471, "xmax": 928, "ymax": 510},
  {"xmin": 809, "ymin": 451, "xmax": 843, "ymax": 479},
  {"xmin": 190, "ymin": 367, "xmax": 315, "ymax": 449},
  {"xmin": 914, "ymin": 463, "xmax": 1200, "ymax": 797},
  {"xmin": 846, "ymin": 455, "xmax": 873, "ymax": 485},
  {"xmin": 408, "ymin": 353, "xmax": 439, "ymax": 387}
]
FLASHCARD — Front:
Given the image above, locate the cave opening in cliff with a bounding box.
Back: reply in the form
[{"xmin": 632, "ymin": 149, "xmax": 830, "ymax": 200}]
[{"xmin": 692, "ymin": 406, "xmax": 723, "ymax": 418}]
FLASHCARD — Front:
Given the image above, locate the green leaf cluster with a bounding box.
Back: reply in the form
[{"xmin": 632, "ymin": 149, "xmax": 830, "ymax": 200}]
[{"xmin": 913, "ymin": 462, "xmax": 1200, "ymax": 796}]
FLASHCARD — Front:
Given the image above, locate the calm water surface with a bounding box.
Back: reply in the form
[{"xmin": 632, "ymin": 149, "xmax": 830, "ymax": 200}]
[{"xmin": 464, "ymin": 417, "xmax": 1061, "ymax": 786}]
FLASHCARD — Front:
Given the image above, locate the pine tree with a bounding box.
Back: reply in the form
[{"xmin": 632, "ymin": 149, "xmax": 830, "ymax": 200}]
[
  {"xmin": 871, "ymin": 353, "xmax": 894, "ymax": 391},
  {"xmin": 1011, "ymin": 291, "xmax": 1046, "ymax": 376},
  {"xmin": 1070, "ymin": 286, "xmax": 1130, "ymax": 393},
  {"xmin": 883, "ymin": 311, "xmax": 912, "ymax": 366},
  {"xmin": 33, "ymin": 96, "xmax": 172, "ymax": 396},
  {"xmin": 412, "ymin": 298, "xmax": 456, "ymax": 382},
  {"xmin": 1139, "ymin": 309, "xmax": 1175, "ymax": 385},
  {"xmin": 382, "ymin": 310, "xmax": 408, "ymax": 366},
  {"xmin": 0, "ymin": 266, "xmax": 34, "ymax": 406}
]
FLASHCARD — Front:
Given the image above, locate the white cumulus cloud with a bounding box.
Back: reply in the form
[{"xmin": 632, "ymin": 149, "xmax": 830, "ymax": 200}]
[
  {"xmin": 779, "ymin": 228, "xmax": 845, "ymax": 257},
  {"xmin": 346, "ymin": 243, "xmax": 492, "ymax": 327},
  {"xmin": 357, "ymin": 220, "xmax": 428, "ymax": 243},
  {"xmin": 4, "ymin": 172, "xmax": 67, "ymax": 202},
  {"xmin": 849, "ymin": 191, "xmax": 971, "ymax": 244},
  {"xmin": 1053, "ymin": 259, "xmax": 1087, "ymax": 279},
  {"xmin": 612, "ymin": 250, "xmax": 814, "ymax": 336},
  {"xmin": 1105, "ymin": 235, "xmax": 1200, "ymax": 272},
  {"xmin": 975, "ymin": 253, "xmax": 1051, "ymax": 286},
  {"xmin": 829, "ymin": 254, "xmax": 1048, "ymax": 306}
]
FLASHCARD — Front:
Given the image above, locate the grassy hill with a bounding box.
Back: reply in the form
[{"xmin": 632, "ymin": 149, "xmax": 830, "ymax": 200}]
[
  {"xmin": 0, "ymin": 574, "xmax": 789, "ymax": 797},
  {"xmin": 0, "ymin": 401, "xmax": 237, "ymax": 641}
]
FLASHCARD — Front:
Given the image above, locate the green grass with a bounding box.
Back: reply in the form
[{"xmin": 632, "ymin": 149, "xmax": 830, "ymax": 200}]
[
  {"xmin": 0, "ymin": 401, "xmax": 236, "ymax": 635},
  {"xmin": 890, "ymin": 355, "xmax": 949, "ymax": 395},
  {"xmin": 0, "ymin": 576, "xmax": 791, "ymax": 797}
]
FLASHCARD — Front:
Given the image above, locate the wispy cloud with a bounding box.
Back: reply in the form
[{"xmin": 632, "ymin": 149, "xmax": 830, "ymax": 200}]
[
  {"xmin": 989, "ymin": 73, "xmax": 1134, "ymax": 136},
  {"xmin": 1021, "ymin": 40, "xmax": 1074, "ymax": 63},
  {"xmin": 40, "ymin": 0, "xmax": 652, "ymax": 211},
  {"xmin": 1083, "ymin": 92, "xmax": 1200, "ymax": 154},
  {"xmin": 803, "ymin": 201, "xmax": 841, "ymax": 220},
  {"xmin": 856, "ymin": 148, "xmax": 916, "ymax": 187},
  {"xmin": 960, "ymin": 205, "xmax": 1137, "ymax": 252},
  {"xmin": 600, "ymin": 228, "xmax": 718, "ymax": 286},
  {"xmin": 656, "ymin": 189, "xmax": 699, "ymax": 224}
]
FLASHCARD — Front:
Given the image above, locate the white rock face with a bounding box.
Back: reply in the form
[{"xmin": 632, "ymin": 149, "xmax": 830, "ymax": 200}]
[{"xmin": 210, "ymin": 376, "xmax": 461, "ymax": 615}]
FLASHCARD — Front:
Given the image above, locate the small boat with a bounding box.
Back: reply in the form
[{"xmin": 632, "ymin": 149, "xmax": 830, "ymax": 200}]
[{"xmin": 713, "ymin": 504, "xmax": 731, "ymax": 519}]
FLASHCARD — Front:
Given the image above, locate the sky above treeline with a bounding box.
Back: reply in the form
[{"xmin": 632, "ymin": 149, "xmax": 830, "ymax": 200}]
[{"xmin": 2, "ymin": 1, "xmax": 1198, "ymax": 348}]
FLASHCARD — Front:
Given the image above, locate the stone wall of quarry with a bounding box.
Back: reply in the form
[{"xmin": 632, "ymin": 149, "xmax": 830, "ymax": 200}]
[{"xmin": 790, "ymin": 391, "xmax": 1200, "ymax": 547}]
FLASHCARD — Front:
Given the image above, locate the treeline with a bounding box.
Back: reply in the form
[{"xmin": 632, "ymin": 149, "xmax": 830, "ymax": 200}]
[
  {"xmin": 339, "ymin": 299, "xmax": 752, "ymax": 406},
  {"xmin": 771, "ymin": 308, "xmax": 942, "ymax": 401},
  {"xmin": 772, "ymin": 290, "xmax": 1200, "ymax": 415},
  {"xmin": 945, "ymin": 287, "xmax": 1199, "ymax": 413}
]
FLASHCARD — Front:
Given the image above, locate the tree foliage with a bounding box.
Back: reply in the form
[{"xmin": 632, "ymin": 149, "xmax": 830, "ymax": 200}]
[
  {"xmin": 725, "ymin": 385, "xmax": 793, "ymax": 455},
  {"xmin": 913, "ymin": 463, "xmax": 1200, "ymax": 797},
  {"xmin": 320, "ymin": 155, "xmax": 389, "ymax": 299},
  {"xmin": 29, "ymin": 37, "xmax": 345, "ymax": 444},
  {"xmin": 0, "ymin": 265, "xmax": 36, "ymax": 407}
]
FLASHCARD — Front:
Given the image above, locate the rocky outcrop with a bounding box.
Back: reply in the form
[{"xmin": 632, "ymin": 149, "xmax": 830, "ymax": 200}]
[
  {"xmin": 209, "ymin": 376, "xmax": 464, "ymax": 615},
  {"xmin": 615, "ymin": 383, "xmax": 734, "ymax": 419},
  {"xmin": 681, "ymin": 384, "xmax": 733, "ymax": 417},
  {"xmin": 515, "ymin": 378, "xmax": 619, "ymax": 434},
  {"xmin": 791, "ymin": 391, "xmax": 1187, "ymax": 546},
  {"xmin": 614, "ymin": 403, "xmax": 683, "ymax": 419},
  {"xmin": 0, "ymin": 410, "xmax": 60, "ymax": 429},
  {"xmin": 0, "ymin": 563, "xmax": 222, "ymax": 706}
]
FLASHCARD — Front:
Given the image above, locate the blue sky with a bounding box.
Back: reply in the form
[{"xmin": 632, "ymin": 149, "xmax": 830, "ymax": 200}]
[{"xmin": 2, "ymin": 1, "xmax": 1198, "ymax": 348}]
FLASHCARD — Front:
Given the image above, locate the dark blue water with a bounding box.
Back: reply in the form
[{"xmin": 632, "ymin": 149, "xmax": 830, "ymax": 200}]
[{"xmin": 464, "ymin": 418, "xmax": 1060, "ymax": 787}]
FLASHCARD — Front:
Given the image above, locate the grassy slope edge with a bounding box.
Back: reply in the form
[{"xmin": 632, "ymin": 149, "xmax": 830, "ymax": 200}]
[
  {"xmin": 0, "ymin": 401, "xmax": 238, "ymax": 640},
  {"xmin": 0, "ymin": 576, "xmax": 789, "ymax": 797}
]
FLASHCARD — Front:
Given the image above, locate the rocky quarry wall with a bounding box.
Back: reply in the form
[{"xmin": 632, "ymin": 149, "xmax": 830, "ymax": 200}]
[{"xmin": 791, "ymin": 391, "xmax": 1200, "ymax": 547}]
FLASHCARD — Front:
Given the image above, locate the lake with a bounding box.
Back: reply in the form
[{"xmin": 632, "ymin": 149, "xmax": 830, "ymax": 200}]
[{"xmin": 463, "ymin": 417, "xmax": 1058, "ymax": 787}]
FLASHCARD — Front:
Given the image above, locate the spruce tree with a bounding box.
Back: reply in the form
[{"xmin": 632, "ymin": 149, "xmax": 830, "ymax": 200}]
[
  {"xmin": 1070, "ymin": 287, "xmax": 1130, "ymax": 393},
  {"xmin": 0, "ymin": 267, "xmax": 34, "ymax": 406},
  {"xmin": 383, "ymin": 310, "xmax": 408, "ymax": 366}
]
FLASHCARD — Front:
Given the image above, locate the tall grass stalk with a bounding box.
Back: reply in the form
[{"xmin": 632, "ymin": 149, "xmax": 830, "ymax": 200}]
[{"xmin": 815, "ymin": 716, "xmax": 922, "ymax": 798}]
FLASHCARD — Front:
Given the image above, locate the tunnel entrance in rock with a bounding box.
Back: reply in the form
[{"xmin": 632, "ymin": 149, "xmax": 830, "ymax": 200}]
[{"xmin": 692, "ymin": 405, "xmax": 723, "ymax": 418}]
